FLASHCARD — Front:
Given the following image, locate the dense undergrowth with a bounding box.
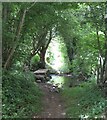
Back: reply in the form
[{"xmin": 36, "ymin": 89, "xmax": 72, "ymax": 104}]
[
  {"xmin": 62, "ymin": 80, "xmax": 106, "ymax": 119},
  {"xmin": 2, "ymin": 70, "xmax": 43, "ymax": 118}
]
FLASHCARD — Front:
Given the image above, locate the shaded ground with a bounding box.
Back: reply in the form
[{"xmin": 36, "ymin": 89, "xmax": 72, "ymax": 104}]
[{"xmin": 33, "ymin": 83, "xmax": 66, "ymax": 118}]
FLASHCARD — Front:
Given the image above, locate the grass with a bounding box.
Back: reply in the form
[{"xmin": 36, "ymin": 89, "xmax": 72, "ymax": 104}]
[
  {"xmin": 61, "ymin": 79, "xmax": 106, "ymax": 119},
  {"xmin": 2, "ymin": 70, "xmax": 43, "ymax": 118}
]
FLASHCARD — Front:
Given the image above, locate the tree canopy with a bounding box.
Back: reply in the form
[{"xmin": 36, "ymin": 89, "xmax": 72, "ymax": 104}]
[{"xmin": 2, "ymin": 2, "xmax": 107, "ymax": 119}]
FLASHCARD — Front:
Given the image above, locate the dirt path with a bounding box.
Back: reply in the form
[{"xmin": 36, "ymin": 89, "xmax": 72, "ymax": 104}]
[{"xmin": 33, "ymin": 83, "xmax": 66, "ymax": 118}]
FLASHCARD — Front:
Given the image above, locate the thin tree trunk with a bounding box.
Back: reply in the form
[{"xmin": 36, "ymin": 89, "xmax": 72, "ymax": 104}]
[
  {"xmin": 96, "ymin": 25, "xmax": 104, "ymax": 86},
  {"xmin": 4, "ymin": 9, "xmax": 27, "ymax": 69},
  {"xmin": 45, "ymin": 30, "xmax": 52, "ymax": 50},
  {"xmin": 2, "ymin": 3, "xmax": 8, "ymax": 23},
  {"xmin": 104, "ymin": 3, "xmax": 107, "ymax": 118},
  {"xmin": 104, "ymin": 19, "xmax": 107, "ymax": 83},
  {"xmin": 101, "ymin": 2, "xmax": 107, "ymax": 87}
]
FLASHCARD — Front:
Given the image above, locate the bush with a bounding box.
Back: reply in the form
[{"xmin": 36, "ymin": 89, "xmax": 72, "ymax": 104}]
[
  {"xmin": 2, "ymin": 70, "xmax": 43, "ymax": 118},
  {"xmin": 61, "ymin": 80, "xmax": 106, "ymax": 118},
  {"xmin": 30, "ymin": 54, "xmax": 40, "ymax": 70}
]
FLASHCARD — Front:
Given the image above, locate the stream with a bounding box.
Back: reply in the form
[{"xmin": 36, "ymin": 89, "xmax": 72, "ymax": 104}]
[{"xmin": 47, "ymin": 74, "xmax": 73, "ymax": 89}]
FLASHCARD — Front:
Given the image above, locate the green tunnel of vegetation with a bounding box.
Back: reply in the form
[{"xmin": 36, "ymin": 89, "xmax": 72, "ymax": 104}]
[{"xmin": 2, "ymin": 2, "xmax": 107, "ymax": 118}]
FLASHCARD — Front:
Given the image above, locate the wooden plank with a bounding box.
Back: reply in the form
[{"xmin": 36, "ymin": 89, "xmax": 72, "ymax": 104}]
[{"xmin": 34, "ymin": 69, "xmax": 50, "ymax": 74}]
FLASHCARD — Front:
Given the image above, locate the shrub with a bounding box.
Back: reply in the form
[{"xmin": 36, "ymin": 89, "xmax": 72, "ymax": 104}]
[
  {"xmin": 30, "ymin": 54, "xmax": 40, "ymax": 70},
  {"xmin": 61, "ymin": 80, "xmax": 106, "ymax": 118},
  {"xmin": 2, "ymin": 70, "xmax": 43, "ymax": 118}
]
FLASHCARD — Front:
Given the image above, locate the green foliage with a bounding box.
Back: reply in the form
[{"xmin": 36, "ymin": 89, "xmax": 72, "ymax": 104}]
[
  {"xmin": 2, "ymin": 70, "xmax": 43, "ymax": 118},
  {"xmin": 62, "ymin": 81, "xmax": 105, "ymax": 118},
  {"xmin": 30, "ymin": 54, "xmax": 40, "ymax": 70},
  {"xmin": 31, "ymin": 54, "xmax": 40, "ymax": 65},
  {"xmin": 2, "ymin": 2, "xmax": 106, "ymax": 119},
  {"xmin": 70, "ymin": 19, "xmax": 105, "ymax": 76}
]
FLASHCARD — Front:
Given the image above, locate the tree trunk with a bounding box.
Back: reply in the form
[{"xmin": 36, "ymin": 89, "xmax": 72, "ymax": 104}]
[
  {"xmin": 39, "ymin": 48, "xmax": 46, "ymax": 69},
  {"xmin": 27, "ymin": 29, "xmax": 49, "ymax": 69},
  {"xmin": 104, "ymin": 4, "xmax": 107, "ymax": 83},
  {"xmin": 2, "ymin": 3, "xmax": 8, "ymax": 23},
  {"xmin": 103, "ymin": 17, "xmax": 107, "ymax": 85},
  {"xmin": 39, "ymin": 30, "xmax": 52, "ymax": 69},
  {"xmin": 66, "ymin": 47, "xmax": 74, "ymax": 63},
  {"xmin": 104, "ymin": 4, "xmax": 107, "ymax": 117},
  {"xmin": 96, "ymin": 25, "xmax": 104, "ymax": 86},
  {"xmin": 100, "ymin": 3, "xmax": 107, "ymax": 89},
  {"xmin": 66, "ymin": 38, "xmax": 76, "ymax": 65},
  {"xmin": 4, "ymin": 9, "xmax": 27, "ymax": 69}
]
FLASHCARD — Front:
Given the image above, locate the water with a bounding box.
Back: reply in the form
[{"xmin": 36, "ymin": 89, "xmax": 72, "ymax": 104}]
[{"xmin": 47, "ymin": 75, "xmax": 72, "ymax": 88}]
